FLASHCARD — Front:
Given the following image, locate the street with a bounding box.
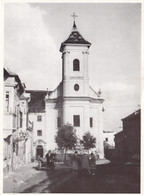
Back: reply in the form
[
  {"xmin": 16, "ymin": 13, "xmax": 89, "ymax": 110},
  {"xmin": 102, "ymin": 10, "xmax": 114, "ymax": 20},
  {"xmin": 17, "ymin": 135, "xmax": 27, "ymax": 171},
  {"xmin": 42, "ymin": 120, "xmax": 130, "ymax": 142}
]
[{"xmin": 5, "ymin": 162, "xmax": 140, "ymax": 193}]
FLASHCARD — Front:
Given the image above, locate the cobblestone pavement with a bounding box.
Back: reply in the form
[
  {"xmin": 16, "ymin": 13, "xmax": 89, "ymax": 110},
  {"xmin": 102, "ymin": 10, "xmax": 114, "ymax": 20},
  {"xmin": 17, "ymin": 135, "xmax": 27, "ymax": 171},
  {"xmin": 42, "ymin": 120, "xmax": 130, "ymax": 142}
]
[{"xmin": 3, "ymin": 161, "xmax": 140, "ymax": 193}]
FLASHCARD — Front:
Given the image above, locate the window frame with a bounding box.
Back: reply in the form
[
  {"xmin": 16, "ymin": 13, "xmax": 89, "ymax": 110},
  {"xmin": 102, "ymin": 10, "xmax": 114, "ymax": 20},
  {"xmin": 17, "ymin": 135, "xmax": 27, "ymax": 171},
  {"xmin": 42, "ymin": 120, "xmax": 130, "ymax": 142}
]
[
  {"xmin": 5, "ymin": 91, "xmax": 9, "ymax": 112},
  {"xmin": 74, "ymin": 84, "xmax": 79, "ymax": 91},
  {"xmin": 90, "ymin": 117, "xmax": 93, "ymax": 128},
  {"xmin": 37, "ymin": 130, "xmax": 42, "ymax": 136},
  {"xmin": 57, "ymin": 117, "xmax": 61, "ymax": 127},
  {"xmin": 105, "ymin": 138, "xmax": 108, "ymax": 142},
  {"xmin": 20, "ymin": 111, "xmax": 23, "ymax": 128},
  {"xmin": 37, "ymin": 115, "xmax": 42, "ymax": 121},
  {"xmin": 73, "ymin": 59, "xmax": 80, "ymax": 71},
  {"xmin": 73, "ymin": 115, "xmax": 80, "ymax": 127}
]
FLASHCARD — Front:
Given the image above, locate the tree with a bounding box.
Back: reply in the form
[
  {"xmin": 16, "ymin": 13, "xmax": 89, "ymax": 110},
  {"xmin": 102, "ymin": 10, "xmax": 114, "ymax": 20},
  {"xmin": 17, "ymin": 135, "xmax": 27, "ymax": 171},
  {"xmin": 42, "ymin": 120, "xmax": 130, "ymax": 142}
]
[
  {"xmin": 80, "ymin": 132, "xmax": 96, "ymax": 151},
  {"xmin": 55, "ymin": 124, "xmax": 77, "ymax": 161}
]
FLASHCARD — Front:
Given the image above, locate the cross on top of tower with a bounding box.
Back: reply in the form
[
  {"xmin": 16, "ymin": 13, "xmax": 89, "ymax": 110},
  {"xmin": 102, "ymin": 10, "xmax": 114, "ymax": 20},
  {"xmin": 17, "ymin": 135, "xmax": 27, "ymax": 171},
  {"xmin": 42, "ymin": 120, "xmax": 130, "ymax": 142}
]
[{"xmin": 71, "ymin": 12, "xmax": 78, "ymax": 22}]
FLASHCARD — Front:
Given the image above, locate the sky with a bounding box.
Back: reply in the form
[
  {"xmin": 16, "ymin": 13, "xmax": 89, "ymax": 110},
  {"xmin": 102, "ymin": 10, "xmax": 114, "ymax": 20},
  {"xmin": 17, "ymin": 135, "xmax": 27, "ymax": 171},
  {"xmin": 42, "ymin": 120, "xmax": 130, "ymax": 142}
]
[{"xmin": 4, "ymin": 3, "xmax": 141, "ymax": 132}]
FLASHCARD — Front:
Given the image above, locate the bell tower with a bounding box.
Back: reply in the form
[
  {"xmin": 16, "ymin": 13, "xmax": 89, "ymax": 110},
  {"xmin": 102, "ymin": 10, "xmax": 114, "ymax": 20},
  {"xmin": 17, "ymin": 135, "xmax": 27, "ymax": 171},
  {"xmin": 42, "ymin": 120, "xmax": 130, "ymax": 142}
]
[{"xmin": 60, "ymin": 14, "xmax": 91, "ymax": 98}]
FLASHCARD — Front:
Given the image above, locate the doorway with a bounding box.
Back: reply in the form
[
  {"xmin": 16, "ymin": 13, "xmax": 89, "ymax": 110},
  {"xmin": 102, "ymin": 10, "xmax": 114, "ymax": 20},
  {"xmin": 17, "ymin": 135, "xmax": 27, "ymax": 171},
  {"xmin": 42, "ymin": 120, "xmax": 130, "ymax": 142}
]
[{"xmin": 36, "ymin": 145, "xmax": 43, "ymax": 159}]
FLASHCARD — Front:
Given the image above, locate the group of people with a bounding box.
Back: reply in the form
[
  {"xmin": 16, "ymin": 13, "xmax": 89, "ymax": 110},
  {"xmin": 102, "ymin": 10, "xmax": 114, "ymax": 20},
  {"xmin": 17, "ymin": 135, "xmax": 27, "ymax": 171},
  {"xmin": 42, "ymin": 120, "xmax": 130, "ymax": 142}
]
[
  {"xmin": 71, "ymin": 151, "xmax": 96, "ymax": 175},
  {"xmin": 45, "ymin": 150, "xmax": 97, "ymax": 175}
]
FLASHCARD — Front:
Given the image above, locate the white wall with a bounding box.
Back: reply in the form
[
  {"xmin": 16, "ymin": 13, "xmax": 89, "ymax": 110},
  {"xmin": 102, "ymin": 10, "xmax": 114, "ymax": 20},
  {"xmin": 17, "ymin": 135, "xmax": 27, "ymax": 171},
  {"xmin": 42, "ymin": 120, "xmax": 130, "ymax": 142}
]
[
  {"xmin": 45, "ymin": 98, "xmax": 104, "ymax": 158},
  {"xmin": 45, "ymin": 102, "xmax": 63, "ymax": 150},
  {"xmin": 63, "ymin": 45, "xmax": 89, "ymax": 97},
  {"xmin": 28, "ymin": 113, "xmax": 47, "ymax": 157},
  {"xmin": 103, "ymin": 132, "xmax": 115, "ymax": 147}
]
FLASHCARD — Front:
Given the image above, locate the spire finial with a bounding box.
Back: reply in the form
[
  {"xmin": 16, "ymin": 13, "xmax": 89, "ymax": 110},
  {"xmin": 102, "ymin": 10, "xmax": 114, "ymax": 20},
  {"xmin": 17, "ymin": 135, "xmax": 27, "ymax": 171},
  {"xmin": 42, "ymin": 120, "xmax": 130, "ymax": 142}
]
[{"xmin": 71, "ymin": 12, "xmax": 78, "ymax": 22}]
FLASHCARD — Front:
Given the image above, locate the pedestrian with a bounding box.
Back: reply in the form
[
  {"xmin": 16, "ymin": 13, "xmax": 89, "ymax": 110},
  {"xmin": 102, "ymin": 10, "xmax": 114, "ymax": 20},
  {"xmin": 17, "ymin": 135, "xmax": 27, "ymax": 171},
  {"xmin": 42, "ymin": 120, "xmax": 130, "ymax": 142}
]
[
  {"xmin": 81, "ymin": 152, "xmax": 91, "ymax": 174},
  {"xmin": 95, "ymin": 150, "xmax": 99, "ymax": 160},
  {"xmin": 89, "ymin": 152, "xmax": 96, "ymax": 175},
  {"xmin": 45, "ymin": 150, "xmax": 54, "ymax": 167},
  {"xmin": 71, "ymin": 151, "xmax": 79, "ymax": 175}
]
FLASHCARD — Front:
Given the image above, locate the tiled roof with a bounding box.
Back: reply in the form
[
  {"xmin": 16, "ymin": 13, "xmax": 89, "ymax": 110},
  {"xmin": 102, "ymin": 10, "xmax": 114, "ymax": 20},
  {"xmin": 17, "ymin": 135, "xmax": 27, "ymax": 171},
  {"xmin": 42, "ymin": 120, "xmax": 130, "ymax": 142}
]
[
  {"xmin": 26, "ymin": 90, "xmax": 48, "ymax": 113},
  {"xmin": 60, "ymin": 22, "xmax": 91, "ymax": 52}
]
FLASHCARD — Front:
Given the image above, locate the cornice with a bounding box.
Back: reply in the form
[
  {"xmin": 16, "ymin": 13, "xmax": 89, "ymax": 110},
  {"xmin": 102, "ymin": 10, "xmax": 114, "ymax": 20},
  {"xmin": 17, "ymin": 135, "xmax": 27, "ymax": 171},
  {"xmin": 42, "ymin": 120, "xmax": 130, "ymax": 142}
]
[{"xmin": 46, "ymin": 96, "xmax": 104, "ymax": 104}]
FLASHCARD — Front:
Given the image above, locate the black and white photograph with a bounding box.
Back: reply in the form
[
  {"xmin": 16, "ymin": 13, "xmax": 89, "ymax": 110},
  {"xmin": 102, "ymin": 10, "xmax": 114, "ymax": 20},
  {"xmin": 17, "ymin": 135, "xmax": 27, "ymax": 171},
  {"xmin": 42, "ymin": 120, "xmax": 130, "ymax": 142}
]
[{"xmin": 2, "ymin": 1, "xmax": 142, "ymax": 193}]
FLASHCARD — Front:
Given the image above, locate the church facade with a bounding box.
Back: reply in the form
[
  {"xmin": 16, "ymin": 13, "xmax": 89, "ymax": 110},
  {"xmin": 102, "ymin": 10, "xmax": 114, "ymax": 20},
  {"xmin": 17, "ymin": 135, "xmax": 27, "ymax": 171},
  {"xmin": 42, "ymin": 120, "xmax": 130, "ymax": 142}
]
[{"xmin": 27, "ymin": 21, "xmax": 105, "ymax": 159}]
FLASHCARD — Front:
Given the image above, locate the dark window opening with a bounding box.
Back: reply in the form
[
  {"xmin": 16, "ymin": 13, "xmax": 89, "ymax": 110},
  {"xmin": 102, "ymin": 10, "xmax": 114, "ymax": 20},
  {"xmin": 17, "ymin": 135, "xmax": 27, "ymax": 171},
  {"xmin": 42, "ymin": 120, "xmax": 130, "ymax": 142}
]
[
  {"xmin": 105, "ymin": 138, "xmax": 108, "ymax": 142},
  {"xmin": 73, "ymin": 115, "xmax": 80, "ymax": 127},
  {"xmin": 20, "ymin": 112, "xmax": 23, "ymax": 128},
  {"xmin": 37, "ymin": 115, "xmax": 42, "ymax": 121},
  {"xmin": 13, "ymin": 142, "xmax": 18, "ymax": 156},
  {"xmin": 74, "ymin": 84, "xmax": 79, "ymax": 91},
  {"xmin": 57, "ymin": 117, "xmax": 61, "ymax": 127},
  {"xmin": 5, "ymin": 92, "xmax": 9, "ymax": 112},
  {"xmin": 90, "ymin": 117, "xmax": 93, "ymax": 127},
  {"xmin": 73, "ymin": 59, "xmax": 80, "ymax": 71},
  {"xmin": 37, "ymin": 130, "xmax": 42, "ymax": 136}
]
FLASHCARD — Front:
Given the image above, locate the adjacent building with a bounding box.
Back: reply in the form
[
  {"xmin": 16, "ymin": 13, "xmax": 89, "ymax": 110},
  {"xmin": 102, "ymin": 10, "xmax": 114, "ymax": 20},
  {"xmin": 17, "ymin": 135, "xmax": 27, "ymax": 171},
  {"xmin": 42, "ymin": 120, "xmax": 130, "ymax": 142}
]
[
  {"xmin": 3, "ymin": 68, "xmax": 33, "ymax": 172},
  {"xmin": 115, "ymin": 109, "xmax": 140, "ymax": 161},
  {"xmin": 103, "ymin": 131, "xmax": 115, "ymax": 149},
  {"xmin": 26, "ymin": 90, "xmax": 47, "ymax": 159}
]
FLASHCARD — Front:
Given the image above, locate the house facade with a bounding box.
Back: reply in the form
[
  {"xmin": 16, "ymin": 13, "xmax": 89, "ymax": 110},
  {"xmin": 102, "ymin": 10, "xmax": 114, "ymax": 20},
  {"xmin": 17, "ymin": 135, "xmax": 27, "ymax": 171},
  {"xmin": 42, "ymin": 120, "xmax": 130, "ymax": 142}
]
[
  {"xmin": 103, "ymin": 131, "xmax": 115, "ymax": 149},
  {"xmin": 122, "ymin": 109, "xmax": 140, "ymax": 159},
  {"xmin": 26, "ymin": 90, "xmax": 47, "ymax": 159},
  {"xmin": 3, "ymin": 68, "xmax": 33, "ymax": 172},
  {"xmin": 114, "ymin": 109, "xmax": 140, "ymax": 161}
]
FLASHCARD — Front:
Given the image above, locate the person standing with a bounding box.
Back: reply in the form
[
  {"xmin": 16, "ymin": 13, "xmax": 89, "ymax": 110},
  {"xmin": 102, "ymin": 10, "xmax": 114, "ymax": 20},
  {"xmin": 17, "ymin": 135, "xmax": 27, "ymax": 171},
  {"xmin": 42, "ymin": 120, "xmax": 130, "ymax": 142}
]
[
  {"xmin": 71, "ymin": 151, "xmax": 79, "ymax": 175},
  {"xmin": 81, "ymin": 152, "xmax": 91, "ymax": 174},
  {"xmin": 89, "ymin": 152, "xmax": 96, "ymax": 175},
  {"xmin": 46, "ymin": 150, "xmax": 53, "ymax": 166}
]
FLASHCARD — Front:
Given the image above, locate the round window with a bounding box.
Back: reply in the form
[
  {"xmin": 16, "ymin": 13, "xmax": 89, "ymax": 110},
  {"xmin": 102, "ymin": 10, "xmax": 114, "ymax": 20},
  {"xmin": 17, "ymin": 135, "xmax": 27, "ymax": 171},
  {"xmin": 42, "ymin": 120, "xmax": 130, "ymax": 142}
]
[{"xmin": 74, "ymin": 84, "xmax": 79, "ymax": 91}]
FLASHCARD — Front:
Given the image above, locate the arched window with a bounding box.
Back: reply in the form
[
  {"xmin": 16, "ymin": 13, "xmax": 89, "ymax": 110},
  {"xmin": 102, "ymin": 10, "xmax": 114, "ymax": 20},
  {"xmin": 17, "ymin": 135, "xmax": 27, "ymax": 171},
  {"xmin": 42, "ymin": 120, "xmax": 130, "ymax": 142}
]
[{"xmin": 73, "ymin": 59, "xmax": 80, "ymax": 71}]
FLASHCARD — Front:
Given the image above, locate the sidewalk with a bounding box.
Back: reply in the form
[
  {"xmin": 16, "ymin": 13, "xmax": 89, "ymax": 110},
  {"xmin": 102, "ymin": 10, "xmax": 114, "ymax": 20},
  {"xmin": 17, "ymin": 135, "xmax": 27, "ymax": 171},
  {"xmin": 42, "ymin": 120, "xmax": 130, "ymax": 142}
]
[
  {"xmin": 3, "ymin": 161, "xmax": 39, "ymax": 193},
  {"xmin": 3, "ymin": 161, "xmax": 72, "ymax": 193},
  {"xmin": 96, "ymin": 159, "xmax": 110, "ymax": 165}
]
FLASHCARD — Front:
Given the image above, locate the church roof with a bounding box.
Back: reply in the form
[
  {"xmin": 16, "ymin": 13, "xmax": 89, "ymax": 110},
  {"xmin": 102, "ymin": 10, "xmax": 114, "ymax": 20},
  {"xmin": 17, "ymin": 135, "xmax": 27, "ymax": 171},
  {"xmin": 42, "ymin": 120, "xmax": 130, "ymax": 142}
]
[{"xmin": 60, "ymin": 21, "xmax": 91, "ymax": 52}]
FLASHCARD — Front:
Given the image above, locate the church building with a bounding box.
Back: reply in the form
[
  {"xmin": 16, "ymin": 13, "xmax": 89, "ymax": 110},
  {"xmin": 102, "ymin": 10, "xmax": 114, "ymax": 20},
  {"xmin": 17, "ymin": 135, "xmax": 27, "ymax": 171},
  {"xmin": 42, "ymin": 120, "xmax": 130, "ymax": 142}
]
[{"xmin": 27, "ymin": 18, "xmax": 105, "ymax": 159}]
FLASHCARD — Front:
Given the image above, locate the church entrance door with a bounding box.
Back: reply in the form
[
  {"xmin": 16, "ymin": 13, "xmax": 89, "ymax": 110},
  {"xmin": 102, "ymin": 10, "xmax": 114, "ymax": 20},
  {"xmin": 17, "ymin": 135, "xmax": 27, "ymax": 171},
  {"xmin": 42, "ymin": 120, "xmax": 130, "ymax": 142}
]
[{"xmin": 36, "ymin": 145, "xmax": 43, "ymax": 159}]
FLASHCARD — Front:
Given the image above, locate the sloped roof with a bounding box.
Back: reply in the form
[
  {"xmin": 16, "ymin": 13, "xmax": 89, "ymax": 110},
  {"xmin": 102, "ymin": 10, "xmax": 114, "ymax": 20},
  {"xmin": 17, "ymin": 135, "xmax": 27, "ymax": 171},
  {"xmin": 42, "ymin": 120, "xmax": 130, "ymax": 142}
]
[
  {"xmin": 26, "ymin": 90, "xmax": 49, "ymax": 113},
  {"xmin": 114, "ymin": 130, "xmax": 124, "ymax": 138},
  {"xmin": 121, "ymin": 109, "xmax": 140, "ymax": 121},
  {"xmin": 4, "ymin": 68, "xmax": 25, "ymax": 95},
  {"xmin": 4, "ymin": 68, "xmax": 9, "ymax": 81},
  {"xmin": 60, "ymin": 22, "xmax": 91, "ymax": 52}
]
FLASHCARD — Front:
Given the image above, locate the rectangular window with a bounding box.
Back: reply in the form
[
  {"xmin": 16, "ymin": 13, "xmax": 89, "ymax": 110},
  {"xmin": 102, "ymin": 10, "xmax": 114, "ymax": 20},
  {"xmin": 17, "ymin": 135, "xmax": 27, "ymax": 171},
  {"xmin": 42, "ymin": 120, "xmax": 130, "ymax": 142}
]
[
  {"xmin": 20, "ymin": 112, "xmax": 23, "ymax": 128},
  {"xmin": 37, "ymin": 130, "xmax": 42, "ymax": 136},
  {"xmin": 57, "ymin": 117, "xmax": 61, "ymax": 127},
  {"xmin": 105, "ymin": 138, "xmax": 108, "ymax": 142},
  {"xmin": 90, "ymin": 117, "xmax": 93, "ymax": 127},
  {"xmin": 5, "ymin": 92, "xmax": 9, "ymax": 112},
  {"xmin": 73, "ymin": 115, "xmax": 80, "ymax": 127},
  {"xmin": 37, "ymin": 115, "xmax": 42, "ymax": 121}
]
